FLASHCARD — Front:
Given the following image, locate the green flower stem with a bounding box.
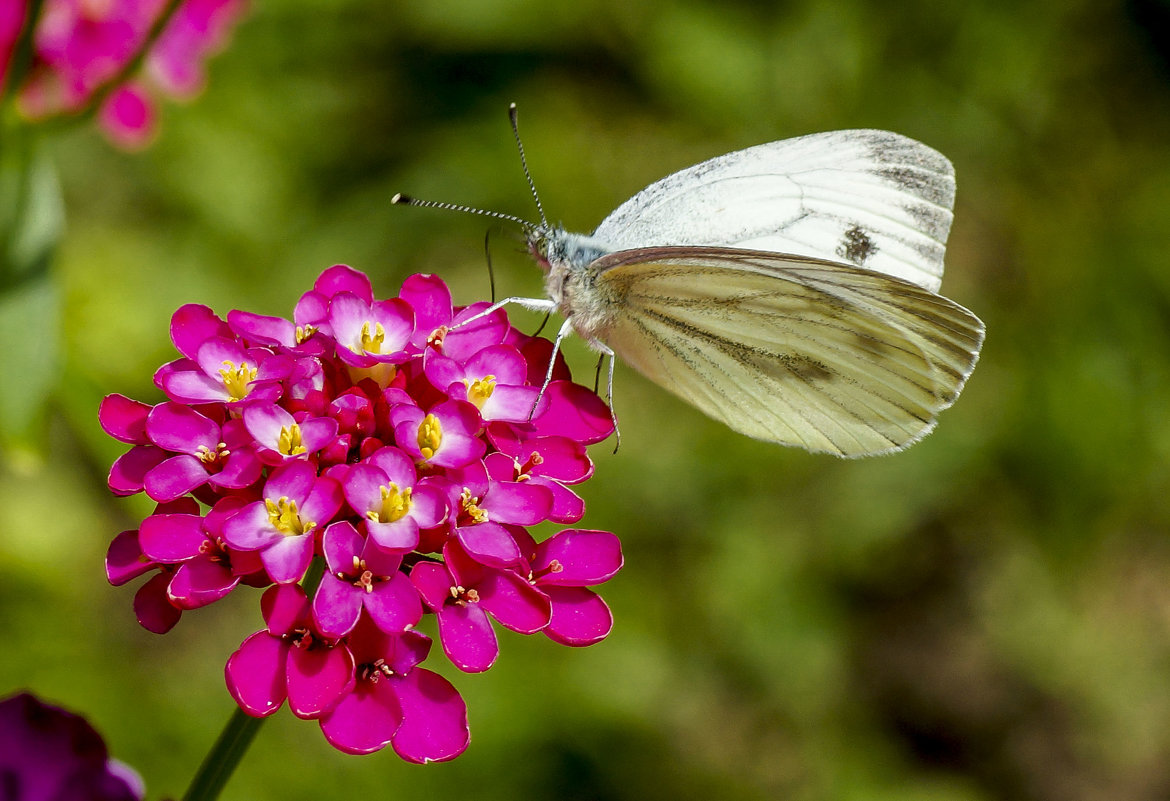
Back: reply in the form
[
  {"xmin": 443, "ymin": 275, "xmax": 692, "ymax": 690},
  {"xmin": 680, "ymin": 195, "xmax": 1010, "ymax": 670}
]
[
  {"xmin": 179, "ymin": 558, "xmax": 328, "ymax": 801},
  {"xmin": 180, "ymin": 708, "xmax": 266, "ymax": 801}
]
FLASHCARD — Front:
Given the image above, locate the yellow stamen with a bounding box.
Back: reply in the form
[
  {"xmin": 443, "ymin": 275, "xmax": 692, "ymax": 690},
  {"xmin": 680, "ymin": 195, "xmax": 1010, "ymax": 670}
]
[
  {"xmin": 459, "ymin": 487, "xmax": 488, "ymax": 524},
  {"xmin": 417, "ymin": 414, "xmax": 442, "ymax": 460},
  {"xmin": 464, "ymin": 375, "xmax": 497, "ymax": 410},
  {"xmin": 295, "ymin": 324, "xmax": 318, "ymax": 344},
  {"xmin": 278, "ymin": 424, "xmax": 306, "ymax": 456},
  {"xmin": 264, "ymin": 496, "xmax": 315, "ymax": 537},
  {"xmin": 359, "ymin": 321, "xmax": 386, "ymax": 354},
  {"xmin": 219, "ymin": 360, "xmax": 258, "ymax": 401},
  {"xmin": 366, "ymin": 483, "xmax": 413, "ymax": 524}
]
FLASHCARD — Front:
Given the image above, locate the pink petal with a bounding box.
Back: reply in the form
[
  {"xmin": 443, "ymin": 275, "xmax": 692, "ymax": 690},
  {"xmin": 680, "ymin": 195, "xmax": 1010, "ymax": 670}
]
[
  {"xmin": 210, "ymin": 448, "xmax": 263, "ymax": 489},
  {"xmin": 259, "ymin": 533, "xmax": 315, "ymax": 584},
  {"xmin": 242, "ymin": 404, "xmax": 295, "ymax": 450},
  {"xmin": 533, "ymin": 529, "xmax": 624, "ymax": 586},
  {"xmin": 477, "ymin": 569, "xmax": 551, "ymax": 635},
  {"xmin": 443, "ymin": 304, "xmax": 509, "ymax": 361},
  {"xmin": 456, "ymin": 522, "xmax": 521, "ymax": 569},
  {"xmin": 108, "ymin": 445, "xmax": 167, "ymax": 496},
  {"xmin": 321, "ymin": 521, "xmax": 363, "ymax": 571},
  {"xmin": 106, "ymin": 530, "xmax": 154, "ymax": 586},
  {"xmin": 161, "ymin": 368, "xmax": 231, "ymax": 404},
  {"xmin": 262, "ymin": 584, "xmax": 310, "ymax": 635},
  {"xmin": 391, "ymin": 668, "xmax": 469, "ymax": 763},
  {"xmin": 366, "ymin": 518, "xmax": 420, "ymax": 553},
  {"xmin": 221, "ymin": 502, "xmax": 278, "ymax": 550},
  {"xmin": 313, "ymin": 264, "xmax": 373, "ymax": 304},
  {"xmin": 170, "ymin": 304, "xmax": 231, "ymax": 361},
  {"xmin": 143, "ymin": 454, "xmax": 210, "ymax": 502},
  {"xmin": 146, "ymin": 402, "xmax": 220, "ymax": 451},
  {"xmin": 225, "ymin": 631, "xmax": 288, "ymax": 717},
  {"xmin": 410, "ymin": 561, "xmax": 455, "ymax": 609},
  {"xmin": 227, "ymin": 310, "xmax": 296, "ymax": 348},
  {"xmin": 364, "ymin": 572, "xmax": 423, "ymax": 634},
  {"xmin": 311, "ymin": 574, "xmax": 363, "ymax": 638},
  {"xmin": 319, "ymin": 680, "xmax": 402, "ymax": 755},
  {"xmin": 169, "ymin": 559, "xmax": 239, "ymax": 609},
  {"xmin": 134, "ymin": 572, "xmax": 182, "ymax": 634},
  {"xmin": 531, "ymin": 476, "xmax": 585, "ymax": 523},
  {"xmin": 400, "ymin": 273, "xmax": 452, "ymax": 348},
  {"xmin": 528, "ymin": 380, "xmax": 614, "ymax": 444},
  {"xmin": 98, "ymin": 85, "xmax": 155, "ymax": 150},
  {"xmin": 138, "ymin": 513, "xmax": 206, "ymax": 562},
  {"xmin": 435, "ymin": 602, "xmax": 498, "ymax": 673},
  {"xmin": 543, "ymin": 586, "xmax": 613, "ymax": 646},
  {"xmin": 408, "ymin": 480, "xmax": 448, "ymax": 528},
  {"xmin": 480, "ymin": 480, "xmax": 553, "ymax": 526},
  {"xmin": 98, "ymin": 394, "xmax": 151, "ymax": 443},
  {"xmin": 287, "ymin": 644, "xmax": 355, "ymax": 719}
]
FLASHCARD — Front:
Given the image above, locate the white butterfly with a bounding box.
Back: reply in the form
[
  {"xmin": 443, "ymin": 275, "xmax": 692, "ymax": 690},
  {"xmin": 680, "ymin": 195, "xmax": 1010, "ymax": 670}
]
[{"xmin": 395, "ymin": 108, "xmax": 984, "ymax": 458}]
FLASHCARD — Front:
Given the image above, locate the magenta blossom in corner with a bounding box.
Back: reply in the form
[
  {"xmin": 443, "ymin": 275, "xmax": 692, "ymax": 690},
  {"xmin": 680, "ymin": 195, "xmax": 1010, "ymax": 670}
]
[
  {"xmin": 7, "ymin": 0, "xmax": 248, "ymax": 148},
  {"xmin": 101, "ymin": 265, "xmax": 623, "ymax": 760},
  {"xmin": 0, "ymin": 692, "xmax": 145, "ymax": 801}
]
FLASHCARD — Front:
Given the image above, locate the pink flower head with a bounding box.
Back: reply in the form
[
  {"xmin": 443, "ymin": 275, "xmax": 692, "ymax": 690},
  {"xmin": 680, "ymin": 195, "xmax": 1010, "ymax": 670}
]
[
  {"xmin": 226, "ymin": 584, "xmax": 355, "ymax": 719},
  {"xmin": 221, "ymin": 461, "xmax": 343, "ymax": 583},
  {"xmin": 102, "ymin": 266, "xmax": 623, "ymax": 761}
]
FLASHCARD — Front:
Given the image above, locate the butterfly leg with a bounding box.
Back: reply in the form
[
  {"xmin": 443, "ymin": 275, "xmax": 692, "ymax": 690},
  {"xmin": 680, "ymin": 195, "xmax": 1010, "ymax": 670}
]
[
  {"xmin": 529, "ymin": 318, "xmax": 576, "ymax": 421},
  {"xmin": 602, "ymin": 345, "xmax": 620, "ymax": 453},
  {"xmin": 448, "ymin": 296, "xmax": 557, "ymax": 333}
]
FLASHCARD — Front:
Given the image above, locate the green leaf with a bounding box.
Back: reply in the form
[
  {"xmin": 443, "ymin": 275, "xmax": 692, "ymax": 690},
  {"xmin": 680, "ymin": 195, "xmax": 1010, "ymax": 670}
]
[{"xmin": 0, "ymin": 128, "xmax": 64, "ymax": 455}]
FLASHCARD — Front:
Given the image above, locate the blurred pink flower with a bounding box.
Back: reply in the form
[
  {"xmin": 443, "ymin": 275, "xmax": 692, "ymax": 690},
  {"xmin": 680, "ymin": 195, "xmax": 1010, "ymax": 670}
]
[{"xmin": 2, "ymin": 0, "xmax": 246, "ymax": 148}]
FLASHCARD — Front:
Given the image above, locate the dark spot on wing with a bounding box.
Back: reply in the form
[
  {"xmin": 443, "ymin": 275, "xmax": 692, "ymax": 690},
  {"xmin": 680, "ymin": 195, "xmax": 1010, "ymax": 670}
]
[
  {"xmin": 781, "ymin": 354, "xmax": 835, "ymax": 383},
  {"xmin": 838, "ymin": 225, "xmax": 877, "ymax": 266}
]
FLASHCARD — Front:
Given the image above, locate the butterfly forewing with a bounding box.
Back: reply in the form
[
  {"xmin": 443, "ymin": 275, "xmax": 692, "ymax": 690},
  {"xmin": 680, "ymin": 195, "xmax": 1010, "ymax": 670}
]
[
  {"xmin": 592, "ymin": 130, "xmax": 955, "ymax": 294},
  {"xmin": 588, "ymin": 247, "xmax": 984, "ymax": 457}
]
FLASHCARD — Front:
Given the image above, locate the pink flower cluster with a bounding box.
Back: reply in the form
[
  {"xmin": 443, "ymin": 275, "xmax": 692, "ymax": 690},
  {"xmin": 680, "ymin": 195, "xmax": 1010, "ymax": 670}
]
[
  {"xmin": 100, "ymin": 265, "xmax": 624, "ymax": 761},
  {"xmin": 1, "ymin": 0, "xmax": 246, "ymax": 148}
]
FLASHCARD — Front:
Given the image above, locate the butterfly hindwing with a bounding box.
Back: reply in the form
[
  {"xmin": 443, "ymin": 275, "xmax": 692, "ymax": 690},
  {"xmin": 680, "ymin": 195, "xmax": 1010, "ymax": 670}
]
[{"xmin": 587, "ymin": 247, "xmax": 984, "ymax": 457}]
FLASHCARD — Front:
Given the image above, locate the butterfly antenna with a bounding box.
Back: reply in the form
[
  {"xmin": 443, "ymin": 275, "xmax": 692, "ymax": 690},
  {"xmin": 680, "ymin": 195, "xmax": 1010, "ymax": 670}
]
[
  {"xmin": 508, "ymin": 102, "xmax": 549, "ymax": 231},
  {"xmin": 390, "ymin": 193, "xmax": 533, "ymax": 230}
]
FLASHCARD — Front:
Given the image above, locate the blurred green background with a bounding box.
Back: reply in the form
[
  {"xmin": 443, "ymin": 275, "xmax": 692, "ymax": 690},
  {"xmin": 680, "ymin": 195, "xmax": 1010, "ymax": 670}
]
[{"xmin": 4, "ymin": 0, "xmax": 1170, "ymax": 798}]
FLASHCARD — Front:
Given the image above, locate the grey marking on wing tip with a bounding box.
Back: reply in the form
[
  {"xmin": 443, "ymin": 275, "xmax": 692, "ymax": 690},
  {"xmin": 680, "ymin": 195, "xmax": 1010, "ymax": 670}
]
[{"xmin": 837, "ymin": 225, "xmax": 877, "ymax": 266}]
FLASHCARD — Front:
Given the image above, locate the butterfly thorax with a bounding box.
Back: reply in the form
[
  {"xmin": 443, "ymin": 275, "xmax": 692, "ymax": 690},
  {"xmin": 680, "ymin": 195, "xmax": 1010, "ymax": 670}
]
[{"xmin": 531, "ymin": 228, "xmax": 616, "ymax": 341}]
